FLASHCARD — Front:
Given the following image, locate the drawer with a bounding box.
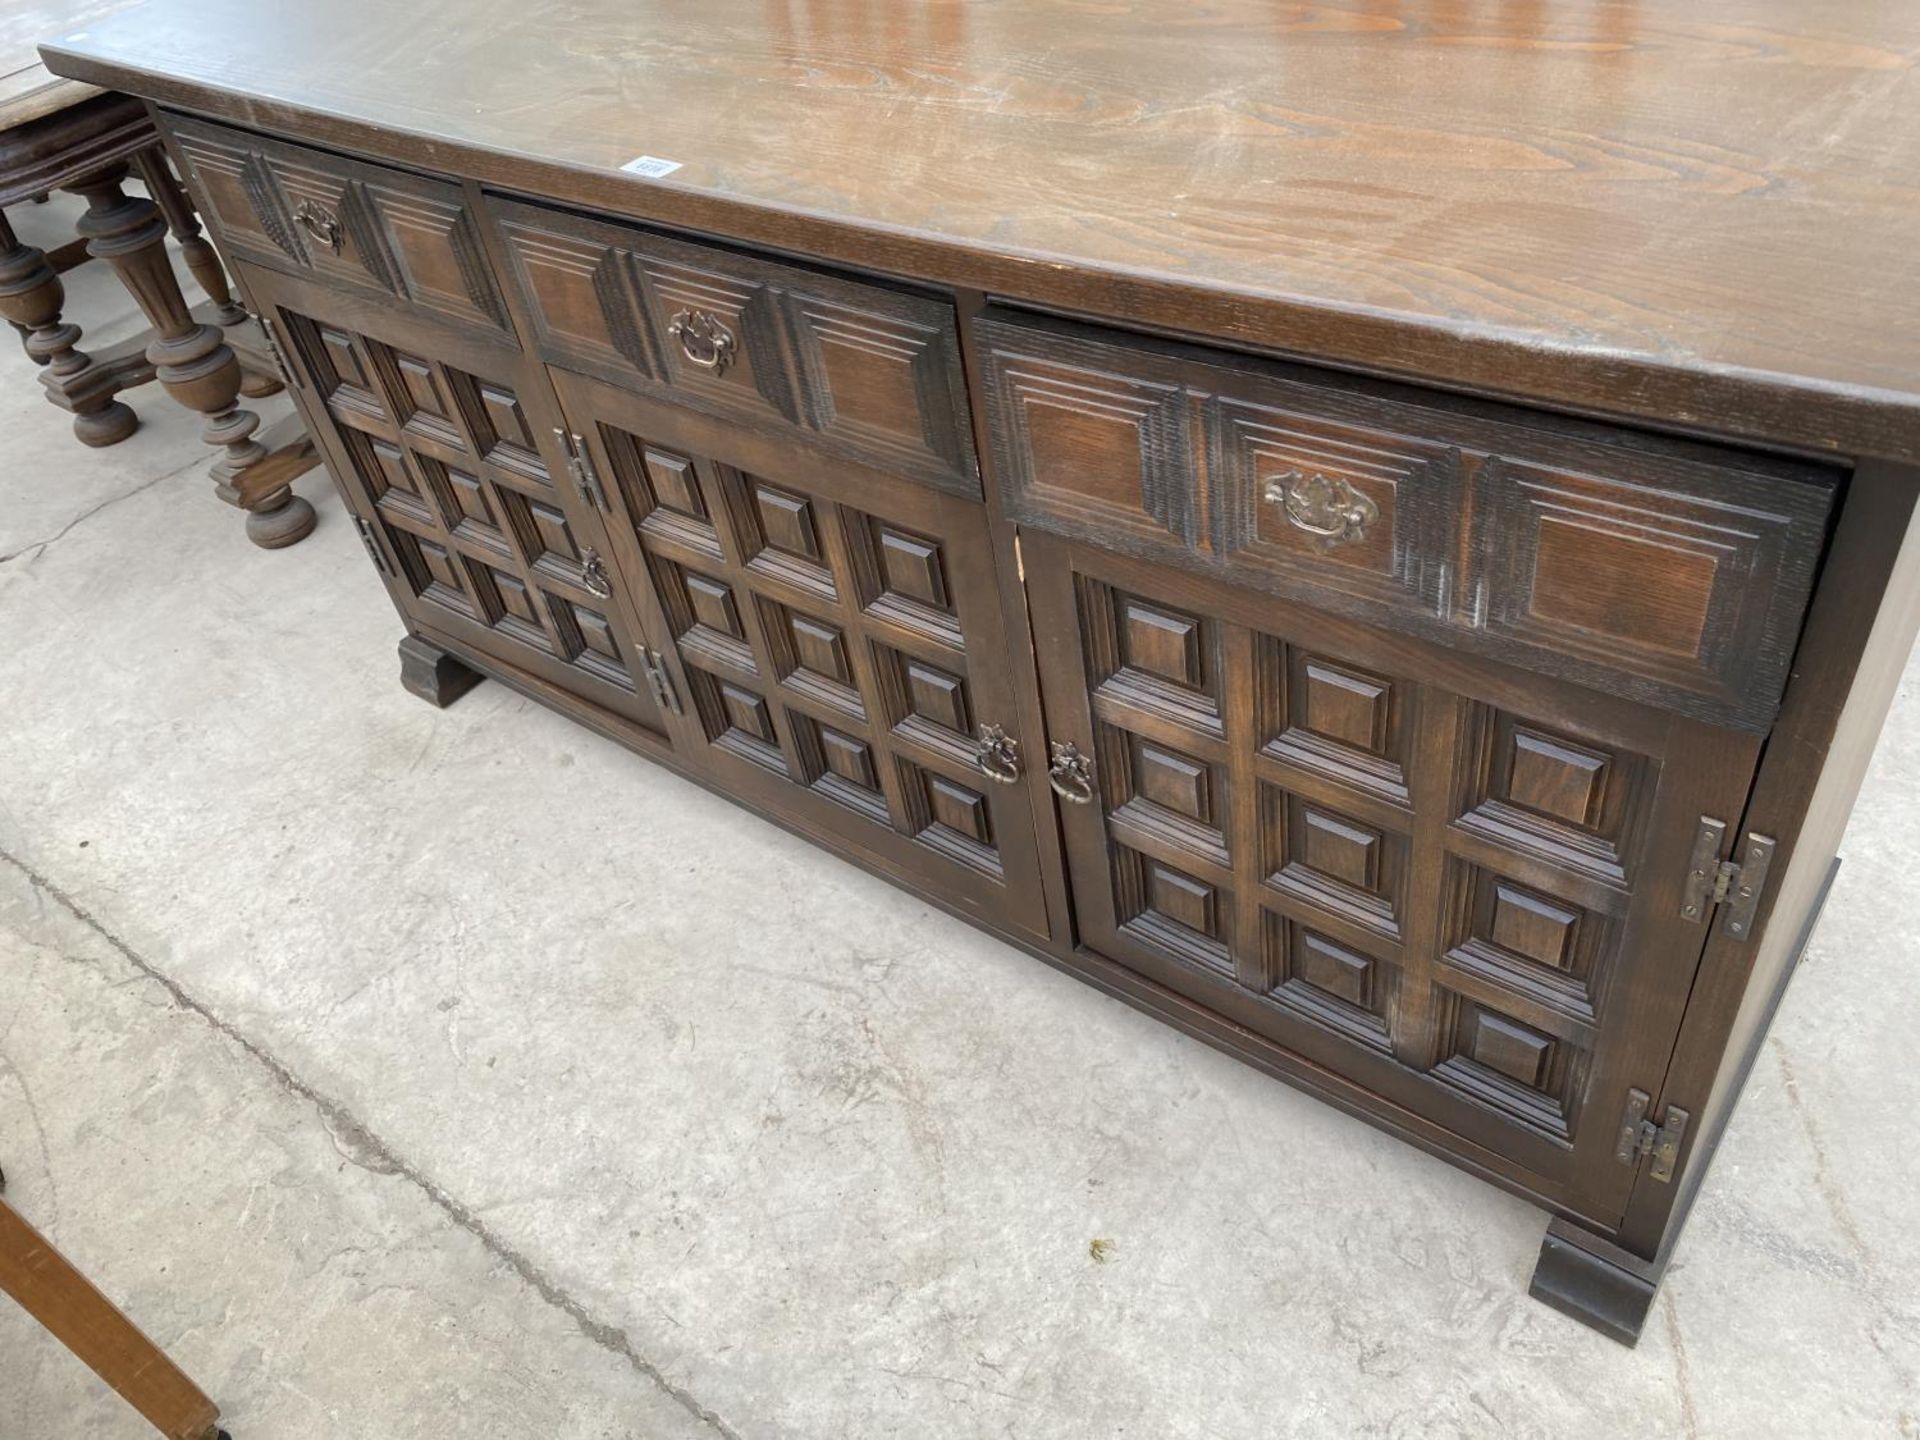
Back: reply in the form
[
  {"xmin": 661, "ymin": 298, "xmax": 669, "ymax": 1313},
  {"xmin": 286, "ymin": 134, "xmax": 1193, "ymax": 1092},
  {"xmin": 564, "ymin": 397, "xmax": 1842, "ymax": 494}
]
[
  {"xmin": 491, "ymin": 196, "xmax": 978, "ymax": 500},
  {"xmin": 163, "ymin": 114, "xmax": 510, "ymax": 335},
  {"xmin": 976, "ymin": 308, "xmax": 1840, "ymax": 733}
]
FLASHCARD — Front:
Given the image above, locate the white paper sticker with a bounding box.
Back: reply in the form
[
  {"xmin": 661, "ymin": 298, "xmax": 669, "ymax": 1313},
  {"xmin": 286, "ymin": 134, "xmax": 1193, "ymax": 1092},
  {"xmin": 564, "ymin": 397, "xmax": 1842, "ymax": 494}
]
[{"xmin": 620, "ymin": 155, "xmax": 683, "ymax": 179}]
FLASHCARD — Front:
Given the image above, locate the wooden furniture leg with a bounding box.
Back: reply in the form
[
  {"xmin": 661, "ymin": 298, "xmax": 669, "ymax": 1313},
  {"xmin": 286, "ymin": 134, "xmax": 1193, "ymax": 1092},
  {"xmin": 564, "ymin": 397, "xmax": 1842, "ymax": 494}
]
[
  {"xmin": 0, "ymin": 1176, "xmax": 226, "ymax": 1440},
  {"xmin": 0, "ymin": 205, "xmax": 138, "ymax": 444},
  {"xmin": 132, "ymin": 146, "xmax": 282, "ymax": 400},
  {"xmin": 64, "ymin": 164, "xmax": 315, "ymax": 548}
]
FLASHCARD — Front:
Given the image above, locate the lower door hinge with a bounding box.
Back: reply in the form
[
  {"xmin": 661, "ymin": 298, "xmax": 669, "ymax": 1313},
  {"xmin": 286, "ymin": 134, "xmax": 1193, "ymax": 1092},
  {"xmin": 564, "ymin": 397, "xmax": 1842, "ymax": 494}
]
[
  {"xmin": 642, "ymin": 648, "xmax": 682, "ymax": 715},
  {"xmin": 1679, "ymin": 816, "xmax": 1775, "ymax": 941},
  {"xmin": 256, "ymin": 312, "xmax": 295, "ymax": 384},
  {"xmin": 353, "ymin": 516, "xmax": 392, "ymax": 577},
  {"xmin": 1615, "ymin": 1088, "xmax": 1690, "ymax": 1184}
]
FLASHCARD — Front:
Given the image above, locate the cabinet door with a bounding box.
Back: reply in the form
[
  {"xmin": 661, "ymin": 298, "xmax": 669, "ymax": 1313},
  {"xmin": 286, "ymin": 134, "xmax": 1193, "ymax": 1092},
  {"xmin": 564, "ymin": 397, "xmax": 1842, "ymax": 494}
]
[
  {"xmin": 243, "ymin": 263, "xmax": 676, "ymax": 748},
  {"xmin": 550, "ymin": 367, "xmax": 1049, "ymax": 939},
  {"xmin": 1025, "ymin": 532, "xmax": 1765, "ymax": 1222}
]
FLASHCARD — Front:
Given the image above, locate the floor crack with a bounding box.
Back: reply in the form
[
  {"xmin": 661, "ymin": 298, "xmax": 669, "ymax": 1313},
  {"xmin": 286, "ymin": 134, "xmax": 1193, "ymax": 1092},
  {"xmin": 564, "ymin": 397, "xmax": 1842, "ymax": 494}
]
[
  {"xmin": 0, "ymin": 456, "xmax": 199, "ymax": 567},
  {"xmin": 0, "ymin": 844, "xmax": 746, "ymax": 1440}
]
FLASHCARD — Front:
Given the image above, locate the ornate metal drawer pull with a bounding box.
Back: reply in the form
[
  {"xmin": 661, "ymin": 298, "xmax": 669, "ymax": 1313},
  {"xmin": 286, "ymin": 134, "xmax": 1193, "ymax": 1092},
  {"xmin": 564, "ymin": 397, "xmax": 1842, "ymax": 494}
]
[
  {"xmin": 580, "ymin": 548, "xmax": 613, "ymax": 599},
  {"xmin": 974, "ymin": 724, "xmax": 1022, "ymax": 784},
  {"xmin": 667, "ymin": 308, "xmax": 737, "ymax": 375},
  {"xmin": 1047, "ymin": 741, "xmax": 1096, "ymax": 805},
  {"xmin": 1263, "ymin": 468, "xmax": 1378, "ymax": 548},
  {"xmin": 293, "ymin": 199, "xmax": 343, "ymax": 255}
]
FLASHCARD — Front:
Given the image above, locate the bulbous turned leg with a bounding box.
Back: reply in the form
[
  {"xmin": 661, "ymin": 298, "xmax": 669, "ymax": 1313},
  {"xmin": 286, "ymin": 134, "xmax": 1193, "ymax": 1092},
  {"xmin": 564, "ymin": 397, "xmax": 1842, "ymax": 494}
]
[
  {"xmin": 69, "ymin": 165, "xmax": 314, "ymax": 548},
  {"xmin": 132, "ymin": 150, "xmax": 283, "ymax": 399},
  {"xmin": 0, "ymin": 208, "xmax": 138, "ymax": 445}
]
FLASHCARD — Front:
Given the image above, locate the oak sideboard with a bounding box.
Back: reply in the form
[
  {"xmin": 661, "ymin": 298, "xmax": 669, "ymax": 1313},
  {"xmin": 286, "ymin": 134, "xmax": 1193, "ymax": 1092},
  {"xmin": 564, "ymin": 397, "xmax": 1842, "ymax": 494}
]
[{"xmin": 43, "ymin": 0, "xmax": 1920, "ymax": 1344}]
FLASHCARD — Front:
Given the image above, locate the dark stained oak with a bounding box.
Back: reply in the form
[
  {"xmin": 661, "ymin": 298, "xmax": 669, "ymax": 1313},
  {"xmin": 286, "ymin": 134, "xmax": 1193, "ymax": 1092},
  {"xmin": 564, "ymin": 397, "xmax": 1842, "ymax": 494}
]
[
  {"xmin": 40, "ymin": 0, "xmax": 1920, "ymax": 1350},
  {"xmin": 37, "ymin": 0, "xmax": 1920, "ymax": 466}
]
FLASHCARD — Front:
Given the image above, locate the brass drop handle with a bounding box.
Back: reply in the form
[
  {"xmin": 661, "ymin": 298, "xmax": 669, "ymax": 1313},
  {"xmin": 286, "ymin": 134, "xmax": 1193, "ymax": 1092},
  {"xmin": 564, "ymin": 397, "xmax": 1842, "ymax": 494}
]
[
  {"xmin": 1047, "ymin": 741, "xmax": 1097, "ymax": 805},
  {"xmin": 974, "ymin": 724, "xmax": 1022, "ymax": 785},
  {"xmin": 667, "ymin": 308, "xmax": 737, "ymax": 375},
  {"xmin": 580, "ymin": 548, "xmax": 613, "ymax": 600},
  {"xmin": 1263, "ymin": 468, "xmax": 1378, "ymax": 548},
  {"xmin": 293, "ymin": 199, "xmax": 342, "ymax": 255}
]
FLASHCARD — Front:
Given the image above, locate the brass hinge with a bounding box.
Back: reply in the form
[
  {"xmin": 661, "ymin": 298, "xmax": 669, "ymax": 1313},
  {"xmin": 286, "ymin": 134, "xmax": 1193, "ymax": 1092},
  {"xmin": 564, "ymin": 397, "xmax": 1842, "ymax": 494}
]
[
  {"xmin": 642, "ymin": 647, "xmax": 682, "ymax": 715},
  {"xmin": 1614, "ymin": 1087, "xmax": 1690, "ymax": 1183},
  {"xmin": 256, "ymin": 312, "xmax": 295, "ymax": 385},
  {"xmin": 1679, "ymin": 816, "xmax": 1775, "ymax": 941},
  {"xmin": 552, "ymin": 428, "xmax": 606, "ymax": 511},
  {"xmin": 353, "ymin": 516, "xmax": 391, "ymax": 577}
]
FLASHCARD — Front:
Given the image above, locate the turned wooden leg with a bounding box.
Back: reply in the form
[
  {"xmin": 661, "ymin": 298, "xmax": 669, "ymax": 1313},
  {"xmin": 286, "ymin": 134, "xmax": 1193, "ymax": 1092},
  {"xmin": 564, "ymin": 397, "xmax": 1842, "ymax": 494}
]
[
  {"xmin": 0, "ymin": 208, "xmax": 139, "ymax": 445},
  {"xmin": 0, "ymin": 1193, "xmax": 225, "ymax": 1440},
  {"xmin": 68, "ymin": 165, "xmax": 315, "ymax": 549},
  {"xmin": 399, "ymin": 634, "xmax": 484, "ymax": 708},
  {"xmin": 134, "ymin": 149, "xmax": 283, "ymax": 402}
]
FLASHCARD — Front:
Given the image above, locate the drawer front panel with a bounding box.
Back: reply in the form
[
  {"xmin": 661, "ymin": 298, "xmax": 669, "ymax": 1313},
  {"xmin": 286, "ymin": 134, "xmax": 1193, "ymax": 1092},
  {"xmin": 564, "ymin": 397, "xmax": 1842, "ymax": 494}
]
[
  {"xmin": 1024, "ymin": 534, "xmax": 1767, "ymax": 1222},
  {"xmin": 166, "ymin": 115, "xmax": 510, "ymax": 334},
  {"xmin": 494, "ymin": 197, "xmax": 979, "ymax": 500},
  {"xmin": 241, "ymin": 264, "xmax": 674, "ymax": 746},
  {"xmin": 977, "ymin": 309, "xmax": 1839, "ymax": 732}
]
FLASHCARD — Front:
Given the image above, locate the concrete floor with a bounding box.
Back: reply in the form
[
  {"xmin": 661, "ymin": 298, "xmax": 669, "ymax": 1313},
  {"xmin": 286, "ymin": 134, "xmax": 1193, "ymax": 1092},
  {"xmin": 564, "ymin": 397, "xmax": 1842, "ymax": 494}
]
[{"xmin": 2, "ymin": 193, "xmax": 1918, "ymax": 1440}]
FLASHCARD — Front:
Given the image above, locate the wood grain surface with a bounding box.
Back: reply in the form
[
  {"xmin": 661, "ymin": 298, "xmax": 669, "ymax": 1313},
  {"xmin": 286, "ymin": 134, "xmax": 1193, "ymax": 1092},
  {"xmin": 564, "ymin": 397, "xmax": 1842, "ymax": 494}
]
[{"xmin": 39, "ymin": 0, "xmax": 1920, "ymax": 461}]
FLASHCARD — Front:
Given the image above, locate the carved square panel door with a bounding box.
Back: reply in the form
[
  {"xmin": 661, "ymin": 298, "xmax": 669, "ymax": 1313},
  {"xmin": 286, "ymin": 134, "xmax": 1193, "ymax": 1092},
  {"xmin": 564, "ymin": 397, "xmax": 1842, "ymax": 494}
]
[
  {"xmin": 549, "ymin": 368, "xmax": 1049, "ymax": 939},
  {"xmin": 241, "ymin": 264, "xmax": 677, "ymax": 748},
  {"xmin": 1023, "ymin": 533, "xmax": 1766, "ymax": 1222}
]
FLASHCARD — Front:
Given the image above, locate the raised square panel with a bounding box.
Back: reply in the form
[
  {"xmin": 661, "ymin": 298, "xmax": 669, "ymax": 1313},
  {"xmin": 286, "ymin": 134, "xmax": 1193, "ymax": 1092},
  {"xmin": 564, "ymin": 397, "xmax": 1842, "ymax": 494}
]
[
  {"xmin": 928, "ymin": 775, "xmax": 992, "ymax": 844},
  {"xmin": 318, "ymin": 326, "xmax": 372, "ymax": 393},
  {"xmin": 1431, "ymin": 995, "xmax": 1577, "ymax": 1140},
  {"xmin": 789, "ymin": 613, "xmax": 851, "ymax": 685},
  {"xmin": 820, "ymin": 726, "xmax": 878, "ymax": 790},
  {"xmin": 1294, "ymin": 928, "xmax": 1372, "ymax": 1008},
  {"xmin": 394, "ymin": 354, "xmax": 449, "ymax": 421},
  {"xmin": 1489, "ymin": 882, "xmax": 1578, "ymax": 970},
  {"xmin": 1299, "ymin": 659, "xmax": 1389, "ymax": 753},
  {"xmin": 491, "ymin": 569, "xmax": 541, "ymax": 629},
  {"xmin": 1134, "ymin": 739, "xmax": 1211, "ymax": 823},
  {"xmin": 720, "ymin": 683, "xmax": 776, "ymax": 743},
  {"xmin": 477, "ymin": 382, "xmax": 536, "ymax": 452},
  {"xmin": 645, "ymin": 447, "xmax": 704, "ymax": 518},
  {"xmin": 1465, "ymin": 1009, "xmax": 1554, "ymax": 1089},
  {"xmin": 876, "ymin": 525, "xmax": 950, "ymax": 610},
  {"xmin": 569, "ymin": 603, "xmax": 623, "ymax": 666},
  {"xmin": 362, "ymin": 438, "xmax": 420, "ymax": 506},
  {"xmin": 1266, "ymin": 917, "xmax": 1394, "ymax": 1053},
  {"xmin": 1299, "ymin": 807, "xmax": 1378, "ymax": 890},
  {"xmin": 1147, "ymin": 861, "xmax": 1218, "ymax": 939},
  {"xmin": 1508, "ymin": 727, "xmax": 1608, "ymax": 828},
  {"xmin": 1121, "ymin": 598, "xmax": 1204, "ymax": 690},
  {"xmin": 905, "ymin": 760, "xmax": 1000, "ymax": 876},
  {"xmin": 1266, "ymin": 786, "xmax": 1404, "ymax": 940},
  {"xmin": 443, "ymin": 466, "xmax": 496, "ymax": 532},
  {"xmin": 525, "ymin": 498, "xmax": 579, "ymax": 567},
  {"xmin": 1437, "ymin": 861, "xmax": 1607, "ymax": 1033},
  {"xmin": 686, "ymin": 574, "xmax": 743, "ymax": 638},
  {"xmin": 1264, "ymin": 646, "xmax": 1408, "ymax": 805},
  {"xmin": 414, "ymin": 536, "xmax": 471, "ymax": 613},
  {"xmin": 755, "ymin": 482, "xmax": 821, "ymax": 560},
  {"xmin": 904, "ymin": 660, "xmax": 970, "ymax": 735},
  {"xmin": 1455, "ymin": 707, "xmax": 1648, "ymax": 885}
]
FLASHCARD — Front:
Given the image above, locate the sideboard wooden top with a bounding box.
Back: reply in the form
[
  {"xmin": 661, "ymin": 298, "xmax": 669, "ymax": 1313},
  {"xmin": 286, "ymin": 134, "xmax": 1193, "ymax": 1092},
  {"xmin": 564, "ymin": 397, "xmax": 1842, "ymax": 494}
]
[{"xmin": 40, "ymin": 0, "xmax": 1920, "ymax": 464}]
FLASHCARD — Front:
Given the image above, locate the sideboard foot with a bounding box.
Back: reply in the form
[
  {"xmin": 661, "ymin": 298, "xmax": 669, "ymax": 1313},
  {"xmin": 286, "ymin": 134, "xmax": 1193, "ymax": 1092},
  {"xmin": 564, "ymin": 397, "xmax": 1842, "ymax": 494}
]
[
  {"xmin": 399, "ymin": 635, "xmax": 483, "ymax": 709},
  {"xmin": 1528, "ymin": 1216, "xmax": 1662, "ymax": 1346}
]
